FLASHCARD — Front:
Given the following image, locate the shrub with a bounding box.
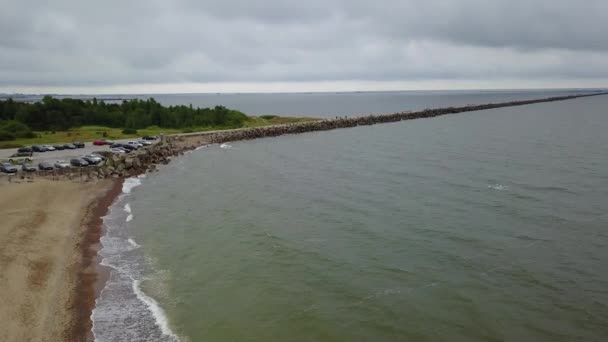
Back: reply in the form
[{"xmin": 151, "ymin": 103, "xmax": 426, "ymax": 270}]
[
  {"xmin": 122, "ymin": 128, "xmax": 138, "ymax": 134},
  {"xmin": 0, "ymin": 130, "xmax": 16, "ymax": 141},
  {"xmin": 0, "ymin": 142, "xmax": 22, "ymax": 148},
  {"xmin": 182, "ymin": 128, "xmax": 194, "ymax": 133},
  {"xmin": 0, "ymin": 120, "xmax": 34, "ymax": 139},
  {"xmin": 260, "ymin": 115, "xmax": 278, "ymax": 120}
]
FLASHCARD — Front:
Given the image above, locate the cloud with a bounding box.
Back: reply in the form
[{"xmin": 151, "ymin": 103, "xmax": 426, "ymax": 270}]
[{"xmin": 0, "ymin": 0, "xmax": 607, "ymax": 92}]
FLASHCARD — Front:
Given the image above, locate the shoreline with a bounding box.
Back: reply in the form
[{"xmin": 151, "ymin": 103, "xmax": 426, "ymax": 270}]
[{"xmin": 70, "ymin": 178, "xmax": 124, "ymax": 342}]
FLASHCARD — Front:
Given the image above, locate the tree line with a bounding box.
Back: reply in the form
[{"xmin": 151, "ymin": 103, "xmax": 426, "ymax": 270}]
[{"xmin": 0, "ymin": 96, "xmax": 248, "ymax": 141}]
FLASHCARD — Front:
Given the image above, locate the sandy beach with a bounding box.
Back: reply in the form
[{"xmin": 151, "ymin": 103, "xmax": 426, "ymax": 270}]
[{"xmin": 0, "ymin": 179, "xmax": 117, "ymax": 342}]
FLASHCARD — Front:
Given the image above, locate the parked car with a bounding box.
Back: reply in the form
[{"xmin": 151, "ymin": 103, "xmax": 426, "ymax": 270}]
[
  {"xmin": 1, "ymin": 162, "xmax": 18, "ymax": 173},
  {"xmin": 10, "ymin": 151, "xmax": 33, "ymax": 158},
  {"xmin": 82, "ymin": 154, "xmax": 103, "ymax": 165},
  {"xmin": 73, "ymin": 141, "xmax": 85, "ymax": 148},
  {"xmin": 43, "ymin": 145, "xmax": 56, "ymax": 151},
  {"xmin": 38, "ymin": 162, "xmax": 53, "ymax": 170},
  {"xmin": 111, "ymin": 148, "xmax": 127, "ymax": 153},
  {"xmin": 90, "ymin": 153, "xmax": 106, "ymax": 161},
  {"xmin": 142, "ymin": 135, "xmax": 156, "ymax": 140},
  {"xmin": 127, "ymin": 141, "xmax": 143, "ymax": 149},
  {"xmin": 21, "ymin": 164, "xmax": 37, "ymax": 172},
  {"xmin": 54, "ymin": 160, "xmax": 71, "ymax": 169},
  {"xmin": 18, "ymin": 147, "xmax": 33, "ymax": 153},
  {"xmin": 64, "ymin": 143, "xmax": 77, "ymax": 149},
  {"xmin": 93, "ymin": 140, "xmax": 106, "ymax": 146},
  {"xmin": 32, "ymin": 145, "xmax": 47, "ymax": 152},
  {"xmin": 112, "ymin": 143, "xmax": 135, "ymax": 151},
  {"xmin": 53, "ymin": 144, "xmax": 65, "ymax": 150},
  {"xmin": 138, "ymin": 140, "xmax": 153, "ymax": 146},
  {"xmin": 70, "ymin": 158, "xmax": 89, "ymax": 167}
]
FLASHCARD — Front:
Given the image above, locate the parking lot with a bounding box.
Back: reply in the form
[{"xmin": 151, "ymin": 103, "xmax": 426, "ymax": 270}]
[{"xmin": 0, "ymin": 138, "xmax": 157, "ymax": 169}]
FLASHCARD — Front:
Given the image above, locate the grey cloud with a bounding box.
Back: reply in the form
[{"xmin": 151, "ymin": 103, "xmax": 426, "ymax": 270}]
[{"xmin": 1, "ymin": 0, "xmax": 607, "ymax": 88}]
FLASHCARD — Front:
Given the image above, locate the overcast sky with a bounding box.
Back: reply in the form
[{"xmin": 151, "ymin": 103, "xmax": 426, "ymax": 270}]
[{"xmin": 1, "ymin": 0, "xmax": 607, "ymax": 94}]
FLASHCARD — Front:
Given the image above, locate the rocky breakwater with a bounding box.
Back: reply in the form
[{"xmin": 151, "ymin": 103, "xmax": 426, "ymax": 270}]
[
  {"xmin": 93, "ymin": 137, "xmax": 191, "ymax": 178},
  {"xmin": 197, "ymin": 91, "xmax": 608, "ymax": 144}
]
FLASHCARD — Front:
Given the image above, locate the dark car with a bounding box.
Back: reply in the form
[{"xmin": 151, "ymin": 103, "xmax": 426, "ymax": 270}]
[
  {"xmin": 53, "ymin": 144, "xmax": 65, "ymax": 150},
  {"xmin": 73, "ymin": 141, "xmax": 85, "ymax": 148},
  {"xmin": 64, "ymin": 143, "xmax": 77, "ymax": 149},
  {"xmin": 90, "ymin": 153, "xmax": 106, "ymax": 161},
  {"xmin": 1, "ymin": 162, "xmax": 18, "ymax": 173},
  {"xmin": 18, "ymin": 147, "xmax": 33, "ymax": 153},
  {"xmin": 32, "ymin": 145, "xmax": 48, "ymax": 152},
  {"xmin": 111, "ymin": 143, "xmax": 135, "ymax": 151},
  {"xmin": 10, "ymin": 151, "xmax": 33, "ymax": 158},
  {"xmin": 21, "ymin": 164, "xmax": 36, "ymax": 172},
  {"xmin": 38, "ymin": 162, "xmax": 54, "ymax": 170},
  {"xmin": 142, "ymin": 135, "xmax": 157, "ymax": 140},
  {"xmin": 70, "ymin": 158, "xmax": 89, "ymax": 167},
  {"xmin": 82, "ymin": 154, "xmax": 102, "ymax": 165},
  {"xmin": 121, "ymin": 144, "xmax": 136, "ymax": 151}
]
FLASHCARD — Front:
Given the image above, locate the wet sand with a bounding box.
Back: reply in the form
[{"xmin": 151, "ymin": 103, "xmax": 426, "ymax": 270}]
[{"xmin": 0, "ymin": 179, "xmax": 118, "ymax": 342}]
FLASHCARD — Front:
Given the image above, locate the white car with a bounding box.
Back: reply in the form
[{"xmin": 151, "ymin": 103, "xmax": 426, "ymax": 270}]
[
  {"xmin": 111, "ymin": 148, "xmax": 126, "ymax": 153},
  {"xmin": 43, "ymin": 145, "xmax": 56, "ymax": 151},
  {"xmin": 127, "ymin": 141, "xmax": 143, "ymax": 148},
  {"xmin": 54, "ymin": 160, "xmax": 70, "ymax": 169},
  {"xmin": 137, "ymin": 140, "xmax": 153, "ymax": 146}
]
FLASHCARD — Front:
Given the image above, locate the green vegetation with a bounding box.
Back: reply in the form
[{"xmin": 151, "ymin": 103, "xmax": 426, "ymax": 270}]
[
  {"xmin": 0, "ymin": 120, "xmax": 35, "ymax": 140},
  {"xmin": 121, "ymin": 128, "xmax": 138, "ymax": 134},
  {"xmin": 0, "ymin": 96, "xmax": 320, "ymax": 148},
  {"xmin": 244, "ymin": 116, "xmax": 318, "ymax": 127},
  {"xmin": 0, "ymin": 126, "xmax": 180, "ymax": 148},
  {"xmin": 0, "ymin": 96, "xmax": 248, "ymax": 141},
  {"xmin": 259, "ymin": 115, "xmax": 278, "ymax": 120}
]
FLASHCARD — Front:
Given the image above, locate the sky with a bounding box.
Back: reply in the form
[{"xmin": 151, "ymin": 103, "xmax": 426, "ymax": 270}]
[{"xmin": 1, "ymin": 0, "xmax": 607, "ymax": 94}]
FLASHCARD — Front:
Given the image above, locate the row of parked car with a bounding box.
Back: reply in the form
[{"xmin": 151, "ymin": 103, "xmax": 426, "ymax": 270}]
[
  {"xmin": 1, "ymin": 153, "xmax": 107, "ymax": 173},
  {"xmin": 109, "ymin": 140, "xmax": 154, "ymax": 153},
  {"xmin": 10, "ymin": 142, "xmax": 86, "ymax": 159},
  {"xmin": 2, "ymin": 136, "xmax": 159, "ymax": 173}
]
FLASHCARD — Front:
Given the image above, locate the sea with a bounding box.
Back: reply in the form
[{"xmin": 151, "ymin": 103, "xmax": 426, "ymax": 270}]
[{"xmin": 91, "ymin": 90, "xmax": 608, "ymax": 341}]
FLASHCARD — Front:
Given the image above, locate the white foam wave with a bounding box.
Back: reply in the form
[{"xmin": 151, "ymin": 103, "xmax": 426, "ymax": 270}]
[
  {"xmin": 488, "ymin": 184, "xmax": 508, "ymax": 191},
  {"xmin": 122, "ymin": 177, "xmax": 142, "ymax": 194},
  {"xmin": 126, "ymin": 214, "xmax": 134, "ymax": 222},
  {"xmin": 128, "ymin": 238, "xmax": 140, "ymax": 248},
  {"xmin": 220, "ymin": 143, "xmax": 232, "ymax": 149},
  {"xmin": 132, "ymin": 279, "xmax": 180, "ymax": 341},
  {"xmin": 195, "ymin": 145, "xmax": 208, "ymax": 150},
  {"xmin": 124, "ymin": 203, "xmax": 131, "ymax": 213}
]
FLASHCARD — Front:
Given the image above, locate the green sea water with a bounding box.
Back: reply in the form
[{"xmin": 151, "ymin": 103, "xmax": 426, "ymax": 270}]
[{"xmin": 94, "ymin": 94, "xmax": 608, "ymax": 341}]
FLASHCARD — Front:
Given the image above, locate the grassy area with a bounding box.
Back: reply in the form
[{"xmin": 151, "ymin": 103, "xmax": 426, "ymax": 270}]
[
  {"xmin": 244, "ymin": 116, "xmax": 319, "ymax": 127},
  {"xmin": 0, "ymin": 126, "xmax": 181, "ymax": 148},
  {"xmin": 0, "ymin": 116, "xmax": 319, "ymax": 148}
]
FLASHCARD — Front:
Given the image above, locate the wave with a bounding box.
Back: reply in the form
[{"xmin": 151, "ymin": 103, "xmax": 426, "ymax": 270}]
[
  {"xmin": 132, "ymin": 279, "xmax": 180, "ymax": 341},
  {"xmin": 122, "ymin": 177, "xmax": 142, "ymax": 193},
  {"xmin": 220, "ymin": 143, "xmax": 232, "ymax": 149},
  {"xmin": 94, "ymin": 181, "xmax": 180, "ymax": 342},
  {"xmin": 128, "ymin": 238, "xmax": 140, "ymax": 248},
  {"xmin": 487, "ymin": 184, "xmax": 508, "ymax": 191}
]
